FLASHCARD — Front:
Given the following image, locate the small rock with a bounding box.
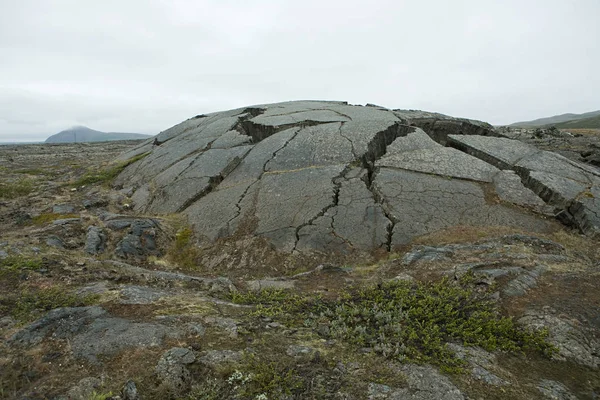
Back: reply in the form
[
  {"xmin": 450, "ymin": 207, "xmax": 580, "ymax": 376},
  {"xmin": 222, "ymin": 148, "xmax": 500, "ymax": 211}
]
[
  {"xmin": 46, "ymin": 235, "xmax": 65, "ymax": 249},
  {"xmin": 186, "ymin": 322, "xmax": 206, "ymax": 337},
  {"xmin": 52, "ymin": 218, "xmax": 80, "ymax": 225},
  {"xmin": 0, "ymin": 250, "xmax": 8, "ymax": 259},
  {"xmin": 66, "ymin": 376, "xmax": 103, "ymax": 400},
  {"xmin": 0, "ymin": 316, "xmax": 16, "ymax": 330},
  {"xmin": 53, "ymin": 204, "xmax": 76, "ymax": 214},
  {"xmin": 85, "ymin": 226, "xmax": 106, "ymax": 255},
  {"xmin": 246, "ymin": 279, "xmax": 295, "ymax": 291},
  {"xmin": 286, "ymin": 345, "xmax": 317, "ymax": 357},
  {"xmin": 121, "ymin": 380, "xmax": 139, "ymax": 400},
  {"xmin": 83, "ymin": 198, "xmax": 109, "ymax": 209},
  {"xmin": 156, "ymin": 348, "xmax": 196, "ymax": 392}
]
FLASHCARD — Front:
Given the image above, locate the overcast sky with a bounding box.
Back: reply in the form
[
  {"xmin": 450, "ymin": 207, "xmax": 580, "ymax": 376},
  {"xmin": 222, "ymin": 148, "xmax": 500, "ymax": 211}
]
[{"xmin": 1, "ymin": 0, "xmax": 598, "ymax": 142}]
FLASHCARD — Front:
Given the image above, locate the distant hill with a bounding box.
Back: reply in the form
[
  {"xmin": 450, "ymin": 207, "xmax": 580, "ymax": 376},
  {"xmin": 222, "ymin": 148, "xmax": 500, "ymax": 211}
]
[
  {"xmin": 552, "ymin": 115, "xmax": 600, "ymax": 129},
  {"xmin": 510, "ymin": 110, "xmax": 600, "ymax": 128},
  {"xmin": 45, "ymin": 126, "xmax": 151, "ymax": 143}
]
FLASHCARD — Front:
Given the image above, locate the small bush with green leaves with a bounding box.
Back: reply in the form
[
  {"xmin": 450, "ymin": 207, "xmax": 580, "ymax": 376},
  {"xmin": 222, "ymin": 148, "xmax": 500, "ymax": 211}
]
[
  {"xmin": 73, "ymin": 152, "xmax": 148, "ymax": 186},
  {"xmin": 313, "ymin": 276, "xmax": 556, "ymax": 371},
  {"xmin": 0, "ymin": 178, "xmax": 34, "ymax": 199},
  {"xmin": 231, "ymin": 288, "xmax": 320, "ymax": 324},
  {"xmin": 233, "ymin": 276, "xmax": 555, "ymax": 372}
]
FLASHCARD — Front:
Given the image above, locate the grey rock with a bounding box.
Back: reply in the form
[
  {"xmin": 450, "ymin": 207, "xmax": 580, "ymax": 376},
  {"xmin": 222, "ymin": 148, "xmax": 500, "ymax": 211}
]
[
  {"xmin": 121, "ymin": 380, "xmax": 139, "ymax": 400},
  {"xmin": 493, "ymin": 170, "xmax": 554, "ymax": 214},
  {"xmin": 537, "ymin": 379, "xmax": 578, "ymax": 400},
  {"xmin": 204, "ymin": 316, "xmax": 238, "ymax": 338},
  {"xmin": 402, "ymin": 246, "xmax": 454, "ymax": 265},
  {"xmin": 373, "ymin": 169, "xmax": 550, "ymax": 247},
  {"xmin": 114, "ymin": 219, "xmax": 160, "ymax": 260},
  {"xmin": 10, "ymin": 306, "xmax": 180, "ymax": 363},
  {"xmin": 52, "ymin": 217, "xmax": 81, "ymax": 225},
  {"xmin": 76, "ymin": 282, "xmax": 110, "ymax": 296},
  {"xmin": 119, "ymin": 285, "xmax": 168, "ymax": 304},
  {"xmin": 0, "ymin": 250, "xmax": 7, "ymax": 259},
  {"xmin": 45, "ymin": 235, "xmax": 65, "ymax": 249},
  {"xmin": 447, "ymin": 344, "xmax": 509, "ymax": 386},
  {"xmin": 186, "ymin": 322, "xmax": 206, "ymax": 337},
  {"xmin": 503, "ymin": 264, "xmax": 547, "ymax": 297},
  {"xmin": 367, "ymin": 364, "xmax": 465, "ymax": 399},
  {"xmin": 286, "ymin": 345, "xmax": 317, "ymax": 357},
  {"xmin": 198, "ymin": 349, "xmax": 242, "ymax": 367},
  {"xmin": 65, "ymin": 376, "xmax": 103, "ymax": 400},
  {"xmin": 85, "ymin": 226, "xmax": 106, "ymax": 255},
  {"xmin": 519, "ymin": 310, "xmax": 600, "ymax": 368},
  {"xmin": 83, "ymin": 197, "xmax": 109, "ymax": 209},
  {"xmin": 156, "ymin": 347, "xmax": 196, "ymax": 391},
  {"xmin": 0, "ymin": 316, "xmax": 16, "ymax": 330},
  {"xmin": 246, "ymin": 279, "xmax": 296, "ymax": 291},
  {"xmin": 52, "ymin": 204, "xmax": 76, "ymax": 214},
  {"xmin": 112, "ymin": 101, "xmax": 576, "ymax": 253},
  {"xmin": 450, "ymin": 134, "xmax": 600, "ymax": 237}
]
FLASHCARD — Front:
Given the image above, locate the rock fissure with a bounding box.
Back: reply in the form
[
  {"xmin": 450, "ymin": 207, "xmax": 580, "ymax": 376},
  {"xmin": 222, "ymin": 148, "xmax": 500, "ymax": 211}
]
[{"xmin": 292, "ymin": 166, "xmax": 351, "ymax": 251}]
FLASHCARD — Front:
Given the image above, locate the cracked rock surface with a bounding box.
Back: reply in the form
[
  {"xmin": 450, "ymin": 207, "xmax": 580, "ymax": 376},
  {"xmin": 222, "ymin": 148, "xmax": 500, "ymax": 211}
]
[{"xmin": 114, "ymin": 101, "xmax": 599, "ymax": 253}]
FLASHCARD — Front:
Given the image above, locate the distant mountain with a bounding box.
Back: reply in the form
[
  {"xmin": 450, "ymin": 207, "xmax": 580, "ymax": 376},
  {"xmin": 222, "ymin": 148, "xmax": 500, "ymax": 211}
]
[
  {"xmin": 45, "ymin": 126, "xmax": 151, "ymax": 143},
  {"xmin": 510, "ymin": 110, "xmax": 600, "ymax": 128}
]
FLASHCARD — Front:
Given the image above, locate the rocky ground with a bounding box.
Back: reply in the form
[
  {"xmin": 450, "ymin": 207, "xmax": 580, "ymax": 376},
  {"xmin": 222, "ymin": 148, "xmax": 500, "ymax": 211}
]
[{"xmin": 1, "ymin": 133, "xmax": 600, "ymax": 399}]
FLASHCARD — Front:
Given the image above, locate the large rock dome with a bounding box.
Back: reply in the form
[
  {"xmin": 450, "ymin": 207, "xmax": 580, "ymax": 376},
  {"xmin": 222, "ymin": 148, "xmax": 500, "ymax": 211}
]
[{"xmin": 114, "ymin": 101, "xmax": 600, "ymax": 254}]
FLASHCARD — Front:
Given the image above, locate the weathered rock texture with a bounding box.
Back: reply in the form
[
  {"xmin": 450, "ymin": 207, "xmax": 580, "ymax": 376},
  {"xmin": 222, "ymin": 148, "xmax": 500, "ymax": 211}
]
[{"xmin": 115, "ymin": 101, "xmax": 600, "ymax": 253}]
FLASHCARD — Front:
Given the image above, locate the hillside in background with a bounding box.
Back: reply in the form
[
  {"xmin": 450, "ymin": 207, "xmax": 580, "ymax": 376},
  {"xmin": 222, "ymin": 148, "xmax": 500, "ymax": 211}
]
[
  {"xmin": 510, "ymin": 110, "xmax": 600, "ymax": 128},
  {"xmin": 552, "ymin": 114, "xmax": 600, "ymax": 129},
  {"xmin": 45, "ymin": 126, "xmax": 151, "ymax": 143}
]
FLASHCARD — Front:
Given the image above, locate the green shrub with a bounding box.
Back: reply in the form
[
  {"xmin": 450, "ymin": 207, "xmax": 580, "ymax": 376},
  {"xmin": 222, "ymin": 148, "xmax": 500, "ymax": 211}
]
[
  {"xmin": 234, "ymin": 275, "xmax": 556, "ymax": 372},
  {"xmin": 312, "ymin": 276, "xmax": 556, "ymax": 371}
]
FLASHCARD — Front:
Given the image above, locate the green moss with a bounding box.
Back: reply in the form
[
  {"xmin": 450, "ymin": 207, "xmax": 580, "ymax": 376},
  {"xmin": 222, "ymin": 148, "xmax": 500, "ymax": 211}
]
[
  {"xmin": 0, "ymin": 178, "xmax": 35, "ymax": 199},
  {"xmin": 73, "ymin": 152, "xmax": 149, "ymax": 187}
]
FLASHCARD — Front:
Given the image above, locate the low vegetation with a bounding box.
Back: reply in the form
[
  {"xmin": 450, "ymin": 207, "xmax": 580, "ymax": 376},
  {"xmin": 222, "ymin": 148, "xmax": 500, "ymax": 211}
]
[
  {"xmin": 29, "ymin": 212, "xmax": 79, "ymax": 225},
  {"xmin": 168, "ymin": 227, "xmax": 202, "ymax": 270},
  {"xmin": 73, "ymin": 152, "xmax": 148, "ymax": 186},
  {"xmin": 0, "ymin": 286, "xmax": 99, "ymax": 323},
  {"xmin": 0, "ymin": 255, "xmax": 43, "ymax": 281},
  {"xmin": 233, "ymin": 274, "xmax": 556, "ymax": 372},
  {"xmin": 0, "ymin": 178, "xmax": 35, "ymax": 199}
]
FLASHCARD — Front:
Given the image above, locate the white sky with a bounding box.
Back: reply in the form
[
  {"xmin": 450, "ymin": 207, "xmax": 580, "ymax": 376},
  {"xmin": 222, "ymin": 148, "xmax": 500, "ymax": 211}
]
[{"xmin": 1, "ymin": 0, "xmax": 598, "ymax": 141}]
